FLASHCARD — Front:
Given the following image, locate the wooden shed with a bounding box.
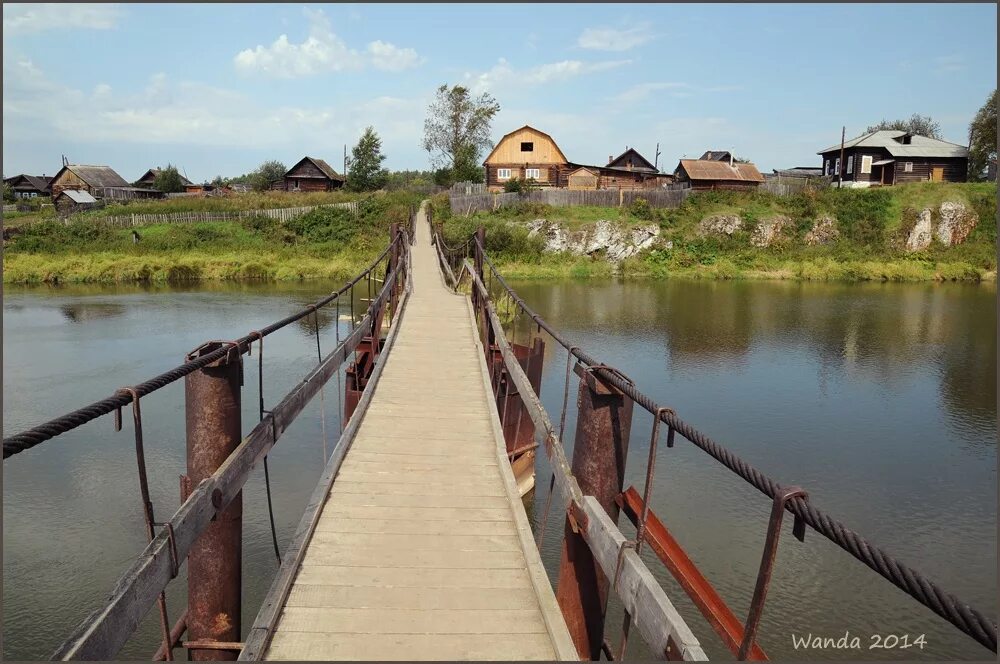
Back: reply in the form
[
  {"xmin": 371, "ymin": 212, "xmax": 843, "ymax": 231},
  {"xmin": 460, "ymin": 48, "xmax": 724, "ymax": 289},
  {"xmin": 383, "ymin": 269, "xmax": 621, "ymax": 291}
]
[
  {"xmin": 483, "ymin": 125, "xmax": 571, "ymax": 191},
  {"xmin": 284, "ymin": 157, "xmax": 345, "ymax": 192},
  {"xmin": 567, "ymin": 167, "xmax": 599, "ymax": 190},
  {"xmin": 673, "ymin": 159, "xmax": 764, "ymax": 190},
  {"xmin": 54, "ymin": 189, "xmax": 98, "ymax": 215}
]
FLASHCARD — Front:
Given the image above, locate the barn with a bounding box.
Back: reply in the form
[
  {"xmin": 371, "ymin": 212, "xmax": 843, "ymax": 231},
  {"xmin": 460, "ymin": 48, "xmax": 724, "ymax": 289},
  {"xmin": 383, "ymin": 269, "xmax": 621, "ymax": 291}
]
[
  {"xmin": 54, "ymin": 189, "xmax": 98, "ymax": 215},
  {"xmin": 50, "ymin": 164, "xmax": 162, "ymax": 200},
  {"xmin": 284, "ymin": 157, "xmax": 346, "ymax": 192},
  {"xmin": 673, "ymin": 159, "xmax": 765, "ymax": 190}
]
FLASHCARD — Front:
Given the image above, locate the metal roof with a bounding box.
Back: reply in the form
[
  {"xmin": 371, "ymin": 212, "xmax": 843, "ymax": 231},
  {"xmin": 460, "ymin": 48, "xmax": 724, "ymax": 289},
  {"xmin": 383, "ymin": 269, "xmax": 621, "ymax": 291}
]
[
  {"xmin": 58, "ymin": 189, "xmax": 97, "ymax": 204},
  {"xmin": 676, "ymin": 159, "xmax": 764, "ymax": 183},
  {"xmin": 818, "ymin": 130, "xmax": 968, "ymax": 158}
]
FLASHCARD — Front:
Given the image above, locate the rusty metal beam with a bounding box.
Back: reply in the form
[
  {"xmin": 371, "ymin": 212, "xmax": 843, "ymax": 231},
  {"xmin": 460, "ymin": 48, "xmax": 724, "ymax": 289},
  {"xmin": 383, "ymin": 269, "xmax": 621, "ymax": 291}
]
[
  {"xmin": 618, "ymin": 486, "xmax": 768, "ymax": 660},
  {"xmin": 152, "ymin": 610, "xmax": 188, "ymax": 661}
]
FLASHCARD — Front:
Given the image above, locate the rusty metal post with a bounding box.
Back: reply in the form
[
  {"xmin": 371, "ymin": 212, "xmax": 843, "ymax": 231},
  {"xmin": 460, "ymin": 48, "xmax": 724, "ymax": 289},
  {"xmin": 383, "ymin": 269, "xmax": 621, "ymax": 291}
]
[
  {"xmin": 184, "ymin": 341, "xmax": 242, "ymax": 661},
  {"xmin": 556, "ymin": 365, "xmax": 634, "ymax": 659}
]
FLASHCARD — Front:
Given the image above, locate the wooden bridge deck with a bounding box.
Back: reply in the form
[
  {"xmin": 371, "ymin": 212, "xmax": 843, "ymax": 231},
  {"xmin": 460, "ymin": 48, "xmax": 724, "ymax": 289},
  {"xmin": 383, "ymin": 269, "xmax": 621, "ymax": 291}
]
[{"xmin": 261, "ymin": 208, "xmax": 576, "ymax": 660}]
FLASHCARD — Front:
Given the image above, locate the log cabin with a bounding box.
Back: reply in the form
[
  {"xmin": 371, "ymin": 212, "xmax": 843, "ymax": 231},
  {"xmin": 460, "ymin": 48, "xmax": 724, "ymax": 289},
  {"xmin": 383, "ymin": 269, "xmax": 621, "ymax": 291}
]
[
  {"xmin": 483, "ymin": 125, "xmax": 571, "ymax": 191},
  {"xmin": 817, "ymin": 130, "xmax": 969, "ymax": 187},
  {"xmin": 673, "ymin": 159, "xmax": 764, "ymax": 190},
  {"xmin": 3, "ymin": 174, "xmax": 51, "ymax": 198},
  {"xmin": 134, "ymin": 168, "xmax": 193, "ymax": 189},
  {"xmin": 284, "ymin": 156, "xmax": 345, "ymax": 192},
  {"xmin": 49, "ymin": 165, "xmax": 162, "ymax": 200}
]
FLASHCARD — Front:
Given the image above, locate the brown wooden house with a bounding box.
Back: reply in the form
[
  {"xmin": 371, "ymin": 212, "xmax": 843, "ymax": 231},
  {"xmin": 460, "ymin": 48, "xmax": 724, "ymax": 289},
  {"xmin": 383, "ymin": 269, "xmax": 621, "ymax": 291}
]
[
  {"xmin": 3, "ymin": 174, "xmax": 52, "ymax": 198},
  {"xmin": 607, "ymin": 147, "xmax": 658, "ymax": 173},
  {"xmin": 483, "ymin": 125, "xmax": 571, "ymax": 191},
  {"xmin": 134, "ymin": 168, "xmax": 193, "ymax": 189},
  {"xmin": 817, "ymin": 130, "xmax": 968, "ymax": 187},
  {"xmin": 673, "ymin": 159, "xmax": 764, "ymax": 190},
  {"xmin": 699, "ymin": 150, "xmax": 733, "ymax": 162},
  {"xmin": 49, "ymin": 164, "xmax": 162, "ymax": 200},
  {"xmin": 284, "ymin": 157, "xmax": 345, "ymax": 192}
]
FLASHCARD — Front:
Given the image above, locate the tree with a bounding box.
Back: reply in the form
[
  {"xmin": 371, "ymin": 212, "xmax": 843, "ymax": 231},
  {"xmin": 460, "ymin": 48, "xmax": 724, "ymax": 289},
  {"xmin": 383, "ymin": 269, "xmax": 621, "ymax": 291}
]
[
  {"xmin": 968, "ymin": 89, "xmax": 997, "ymax": 181},
  {"xmin": 2, "ymin": 182, "xmax": 14, "ymax": 203},
  {"xmin": 422, "ymin": 84, "xmax": 500, "ymax": 186},
  {"xmin": 211, "ymin": 175, "xmax": 226, "ymax": 187},
  {"xmin": 153, "ymin": 164, "xmax": 185, "ymax": 193},
  {"xmin": 249, "ymin": 160, "xmax": 286, "ymax": 192},
  {"xmin": 347, "ymin": 126, "xmax": 389, "ymax": 192},
  {"xmin": 865, "ymin": 113, "xmax": 942, "ymax": 139}
]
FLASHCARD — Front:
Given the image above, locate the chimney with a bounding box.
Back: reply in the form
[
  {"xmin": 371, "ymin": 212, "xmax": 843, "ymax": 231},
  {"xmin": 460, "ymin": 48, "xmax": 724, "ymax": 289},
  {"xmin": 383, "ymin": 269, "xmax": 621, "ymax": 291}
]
[{"xmin": 608, "ymin": 155, "xmax": 613, "ymax": 165}]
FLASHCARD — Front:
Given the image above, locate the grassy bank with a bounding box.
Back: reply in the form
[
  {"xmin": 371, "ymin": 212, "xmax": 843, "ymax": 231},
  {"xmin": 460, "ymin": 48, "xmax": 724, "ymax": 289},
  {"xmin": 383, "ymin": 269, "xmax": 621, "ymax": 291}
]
[
  {"xmin": 3, "ymin": 191, "xmax": 420, "ymax": 283},
  {"xmin": 430, "ymin": 183, "xmax": 997, "ymax": 283}
]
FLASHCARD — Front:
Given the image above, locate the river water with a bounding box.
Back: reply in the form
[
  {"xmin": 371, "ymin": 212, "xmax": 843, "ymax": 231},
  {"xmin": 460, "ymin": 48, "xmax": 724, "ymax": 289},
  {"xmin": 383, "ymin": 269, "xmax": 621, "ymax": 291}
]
[{"xmin": 2, "ymin": 278, "xmax": 996, "ymax": 660}]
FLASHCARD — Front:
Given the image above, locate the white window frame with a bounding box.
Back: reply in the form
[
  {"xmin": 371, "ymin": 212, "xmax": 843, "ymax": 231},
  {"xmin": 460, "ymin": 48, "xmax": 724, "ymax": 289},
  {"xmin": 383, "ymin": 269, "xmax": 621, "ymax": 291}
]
[
  {"xmin": 834, "ymin": 157, "xmax": 841, "ymax": 176},
  {"xmin": 861, "ymin": 155, "xmax": 873, "ymax": 174},
  {"xmin": 846, "ymin": 156, "xmax": 854, "ymax": 174},
  {"xmin": 904, "ymin": 162, "xmax": 913, "ymax": 173},
  {"xmin": 497, "ymin": 168, "xmax": 512, "ymax": 180},
  {"xmin": 525, "ymin": 168, "xmax": 540, "ymax": 179}
]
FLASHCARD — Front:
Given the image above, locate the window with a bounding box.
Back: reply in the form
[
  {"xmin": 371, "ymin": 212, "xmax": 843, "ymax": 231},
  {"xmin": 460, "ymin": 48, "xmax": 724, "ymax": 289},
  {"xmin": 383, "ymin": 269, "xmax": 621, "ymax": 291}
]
[
  {"xmin": 826, "ymin": 160, "xmax": 833, "ymax": 175},
  {"xmin": 904, "ymin": 162, "xmax": 913, "ymax": 173},
  {"xmin": 861, "ymin": 155, "xmax": 873, "ymax": 174},
  {"xmin": 497, "ymin": 168, "xmax": 512, "ymax": 180},
  {"xmin": 846, "ymin": 156, "xmax": 854, "ymax": 174},
  {"xmin": 520, "ymin": 142, "xmax": 534, "ymax": 152},
  {"xmin": 525, "ymin": 168, "xmax": 540, "ymax": 179},
  {"xmin": 834, "ymin": 157, "xmax": 841, "ymax": 175}
]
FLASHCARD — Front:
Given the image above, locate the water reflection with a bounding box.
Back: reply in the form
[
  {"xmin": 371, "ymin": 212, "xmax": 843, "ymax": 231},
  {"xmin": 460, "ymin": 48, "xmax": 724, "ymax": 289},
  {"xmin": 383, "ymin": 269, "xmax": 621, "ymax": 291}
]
[{"xmin": 59, "ymin": 303, "xmax": 127, "ymax": 323}]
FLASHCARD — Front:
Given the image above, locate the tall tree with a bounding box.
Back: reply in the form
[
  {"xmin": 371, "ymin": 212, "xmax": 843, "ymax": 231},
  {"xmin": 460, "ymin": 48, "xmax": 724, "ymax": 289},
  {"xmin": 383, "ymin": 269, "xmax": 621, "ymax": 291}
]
[
  {"xmin": 865, "ymin": 113, "xmax": 942, "ymax": 138},
  {"xmin": 967, "ymin": 89, "xmax": 997, "ymax": 181},
  {"xmin": 153, "ymin": 164, "xmax": 185, "ymax": 193},
  {"xmin": 347, "ymin": 126, "xmax": 389, "ymax": 192},
  {"xmin": 249, "ymin": 160, "xmax": 286, "ymax": 192},
  {"xmin": 422, "ymin": 84, "xmax": 500, "ymax": 185}
]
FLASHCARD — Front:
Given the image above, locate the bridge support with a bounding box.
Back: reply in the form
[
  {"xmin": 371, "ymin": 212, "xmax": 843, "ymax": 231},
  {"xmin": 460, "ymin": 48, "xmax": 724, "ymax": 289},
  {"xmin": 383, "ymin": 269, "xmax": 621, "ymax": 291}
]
[
  {"xmin": 555, "ymin": 365, "xmax": 634, "ymax": 660},
  {"xmin": 184, "ymin": 342, "xmax": 243, "ymax": 661}
]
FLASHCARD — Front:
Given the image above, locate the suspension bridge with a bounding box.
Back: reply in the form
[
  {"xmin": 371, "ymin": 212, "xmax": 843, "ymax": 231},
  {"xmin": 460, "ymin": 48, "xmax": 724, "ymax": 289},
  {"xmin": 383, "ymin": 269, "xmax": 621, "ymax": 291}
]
[{"xmin": 2, "ymin": 202, "xmax": 995, "ymax": 661}]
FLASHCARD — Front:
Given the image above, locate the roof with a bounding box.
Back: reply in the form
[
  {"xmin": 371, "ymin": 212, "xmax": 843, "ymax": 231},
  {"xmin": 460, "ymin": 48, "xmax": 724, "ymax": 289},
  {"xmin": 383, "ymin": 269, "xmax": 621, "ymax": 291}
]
[
  {"xmin": 772, "ymin": 167, "xmax": 824, "ymax": 177},
  {"xmin": 57, "ymin": 189, "xmax": 98, "ymax": 204},
  {"xmin": 137, "ymin": 168, "xmax": 194, "ymax": 186},
  {"xmin": 483, "ymin": 125, "xmax": 569, "ymax": 164},
  {"xmin": 4, "ymin": 174, "xmax": 52, "ymax": 191},
  {"xmin": 55, "ymin": 165, "xmax": 131, "ymax": 189},
  {"xmin": 568, "ymin": 166, "xmax": 599, "ymax": 176},
  {"xmin": 286, "ymin": 156, "xmax": 345, "ymax": 181},
  {"xmin": 699, "ymin": 150, "xmax": 733, "ymax": 161},
  {"xmin": 608, "ymin": 148, "xmax": 657, "ymax": 172},
  {"xmin": 818, "ymin": 130, "xmax": 968, "ymax": 158},
  {"xmin": 676, "ymin": 159, "xmax": 765, "ymax": 183}
]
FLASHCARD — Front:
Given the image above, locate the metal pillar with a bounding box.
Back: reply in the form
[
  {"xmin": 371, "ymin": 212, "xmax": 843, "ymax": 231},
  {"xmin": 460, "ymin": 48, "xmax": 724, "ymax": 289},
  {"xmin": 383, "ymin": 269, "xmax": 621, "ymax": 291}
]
[
  {"xmin": 555, "ymin": 365, "xmax": 634, "ymax": 660},
  {"xmin": 184, "ymin": 341, "xmax": 243, "ymax": 661}
]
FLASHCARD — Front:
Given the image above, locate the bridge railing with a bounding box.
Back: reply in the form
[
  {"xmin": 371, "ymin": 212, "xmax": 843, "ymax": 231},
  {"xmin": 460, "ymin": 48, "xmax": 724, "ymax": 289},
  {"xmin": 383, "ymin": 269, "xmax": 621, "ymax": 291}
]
[
  {"xmin": 430, "ymin": 219, "xmax": 997, "ymax": 659},
  {"xmin": 4, "ymin": 224, "xmax": 413, "ymax": 661}
]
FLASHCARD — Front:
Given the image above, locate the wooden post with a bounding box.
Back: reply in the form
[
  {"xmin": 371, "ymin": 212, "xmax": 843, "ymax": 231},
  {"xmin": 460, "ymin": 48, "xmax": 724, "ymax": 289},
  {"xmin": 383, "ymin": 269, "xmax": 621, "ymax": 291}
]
[
  {"xmin": 555, "ymin": 367, "xmax": 634, "ymax": 659},
  {"xmin": 184, "ymin": 342, "xmax": 242, "ymax": 661},
  {"xmin": 838, "ymin": 126, "xmax": 846, "ymax": 188}
]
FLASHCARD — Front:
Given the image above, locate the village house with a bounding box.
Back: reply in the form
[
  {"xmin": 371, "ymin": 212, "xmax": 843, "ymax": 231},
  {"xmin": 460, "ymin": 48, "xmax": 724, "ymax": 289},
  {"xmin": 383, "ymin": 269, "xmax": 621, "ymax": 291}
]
[
  {"xmin": 49, "ymin": 164, "xmax": 162, "ymax": 201},
  {"xmin": 581, "ymin": 148, "xmax": 673, "ymax": 190},
  {"xmin": 673, "ymin": 158, "xmax": 765, "ymax": 190},
  {"xmin": 817, "ymin": 130, "xmax": 969, "ymax": 187},
  {"xmin": 134, "ymin": 168, "xmax": 193, "ymax": 190},
  {"xmin": 699, "ymin": 150, "xmax": 734, "ymax": 162},
  {"xmin": 3, "ymin": 174, "xmax": 52, "ymax": 198},
  {"xmin": 284, "ymin": 157, "xmax": 345, "ymax": 192}
]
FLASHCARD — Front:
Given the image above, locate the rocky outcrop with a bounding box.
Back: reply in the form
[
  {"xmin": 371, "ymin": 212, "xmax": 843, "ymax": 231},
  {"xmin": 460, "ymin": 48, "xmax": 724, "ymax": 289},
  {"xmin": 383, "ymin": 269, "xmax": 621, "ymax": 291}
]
[
  {"xmin": 698, "ymin": 214, "xmax": 743, "ymax": 236},
  {"xmin": 526, "ymin": 219, "xmax": 660, "ymax": 261},
  {"xmin": 804, "ymin": 215, "xmax": 839, "ymax": 245},
  {"xmin": 905, "ymin": 209, "xmax": 933, "ymax": 252},
  {"xmin": 936, "ymin": 202, "xmax": 977, "ymax": 246},
  {"xmin": 750, "ymin": 215, "xmax": 790, "ymax": 248}
]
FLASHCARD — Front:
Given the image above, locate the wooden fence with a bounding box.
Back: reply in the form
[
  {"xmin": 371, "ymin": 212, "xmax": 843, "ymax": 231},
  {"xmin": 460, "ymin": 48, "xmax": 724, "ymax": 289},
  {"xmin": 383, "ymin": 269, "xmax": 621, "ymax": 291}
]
[
  {"xmin": 450, "ymin": 181, "xmax": 488, "ymax": 195},
  {"xmin": 81, "ymin": 201, "xmax": 360, "ymax": 228},
  {"xmin": 449, "ymin": 188, "xmax": 692, "ymax": 215}
]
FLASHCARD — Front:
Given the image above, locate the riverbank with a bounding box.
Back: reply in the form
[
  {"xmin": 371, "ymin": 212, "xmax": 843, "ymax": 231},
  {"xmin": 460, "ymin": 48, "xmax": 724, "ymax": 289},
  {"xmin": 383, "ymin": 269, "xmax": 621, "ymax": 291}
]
[{"xmin": 432, "ymin": 183, "xmax": 998, "ymax": 283}]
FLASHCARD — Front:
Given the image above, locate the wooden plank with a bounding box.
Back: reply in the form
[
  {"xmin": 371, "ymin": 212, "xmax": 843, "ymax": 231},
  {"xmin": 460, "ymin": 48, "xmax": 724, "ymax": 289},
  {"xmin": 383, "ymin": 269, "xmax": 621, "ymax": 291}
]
[
  {"xmin": 264, "ymin": 631, "xmax": 555, "ymax": 661},
  {"xmin": 284, "ymin": 584, "xmax": 540, "ymax": 610},
  {"xmin": 337, "ymin": 458, "xmax": 499, "ymax": 474},
  {"xmin": 300, "ymin": 547, "xmax": 525, "ymax": 569},
  {"xmin": 292, "ymin": 565, "xmax": 534, "ymax": 589},
  {"xmin": 318, "ymin": 505, "xmax": 513, "ymax": 522},
  {"xmin": 328, "ymin": 480, "xmax": 505, "ymax": 497},
  {"xmin": 310, "ymin": 518, "xmax": 517, "ymax": 536},
  {"xmin": 305, "ymin": 531, "xmax": 522, "ymax": 552},
  {"xmin": 272, "ymin": 606, "xmax": 546, "ymax": 634},
  {"xmin": 330, "ymin": 470, "xmax": 503, "ymax": 486},
  {"xmin": 343, "ymin": 451, "xmax": 498, "ymax": 466}
]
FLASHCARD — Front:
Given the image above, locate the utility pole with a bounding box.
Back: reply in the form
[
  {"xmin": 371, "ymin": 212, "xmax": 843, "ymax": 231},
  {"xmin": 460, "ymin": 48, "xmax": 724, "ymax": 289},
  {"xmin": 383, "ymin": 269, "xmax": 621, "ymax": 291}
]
[
  {"xmin": 343, "ymin": 144, "xmax": 348, "ymax": 178},
  {"xmin": 654, "ymin": 142, "xmax": 661, "ymax": 171},
  {"xmin": 838, "ymin": 126, "xmax": 845, "ymax": 188}
]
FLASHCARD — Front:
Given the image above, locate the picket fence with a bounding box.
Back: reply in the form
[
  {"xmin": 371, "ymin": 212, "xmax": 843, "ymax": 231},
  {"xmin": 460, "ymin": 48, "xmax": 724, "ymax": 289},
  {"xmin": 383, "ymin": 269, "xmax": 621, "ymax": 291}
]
[{"xmin": 84, "ymin": 201, "xmax": 360, "ymax": 228}]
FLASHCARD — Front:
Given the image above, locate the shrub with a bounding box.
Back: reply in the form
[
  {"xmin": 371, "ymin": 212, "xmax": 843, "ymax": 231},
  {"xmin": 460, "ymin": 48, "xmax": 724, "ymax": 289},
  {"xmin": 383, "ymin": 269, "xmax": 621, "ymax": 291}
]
[{"xmin": 628, "ymin": 198, "xmax": 655, "ymax": 221}]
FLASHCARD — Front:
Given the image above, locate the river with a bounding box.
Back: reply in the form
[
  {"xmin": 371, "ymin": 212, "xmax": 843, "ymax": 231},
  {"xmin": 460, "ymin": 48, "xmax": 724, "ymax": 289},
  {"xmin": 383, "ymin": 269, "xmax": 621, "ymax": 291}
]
[{"xmin": 3, "ymin": 278, "xmax": 996, "ymax": 660}]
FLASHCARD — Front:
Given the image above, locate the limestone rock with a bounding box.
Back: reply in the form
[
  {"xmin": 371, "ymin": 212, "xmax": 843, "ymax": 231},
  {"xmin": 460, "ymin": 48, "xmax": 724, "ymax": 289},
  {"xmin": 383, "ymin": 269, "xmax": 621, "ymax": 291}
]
[
  {"xmin": 526, "ymin": 219, "xmax": 660, "ymax": 262},
  {"xmin": 804, "ymin": 215, "xmax": 839, "ymax": 246},
  {"xmin": 905, "ymin": 209, "xmax": 933, "ymax": 252},
  {"xmin": 750, "ymin": 215, "xmax": 790, "ymax": 248},
  {"xmin": 936, "ymin": 202, "xmax": 977, "ymax": 246},
  {"xmin": 698, "ymin": 214, "xmax": 743, "ymax": 236}
]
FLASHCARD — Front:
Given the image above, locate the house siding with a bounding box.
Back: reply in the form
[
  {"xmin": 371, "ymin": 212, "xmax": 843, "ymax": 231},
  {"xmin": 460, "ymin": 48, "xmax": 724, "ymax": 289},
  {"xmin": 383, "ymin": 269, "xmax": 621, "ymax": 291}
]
[
  {"xmin": 820, "ymin": 147, "xmax": 968, "ymax": 185},
  {"xmin": 50, "ymin": 170, "xmax": 89, "ymax": 198}
]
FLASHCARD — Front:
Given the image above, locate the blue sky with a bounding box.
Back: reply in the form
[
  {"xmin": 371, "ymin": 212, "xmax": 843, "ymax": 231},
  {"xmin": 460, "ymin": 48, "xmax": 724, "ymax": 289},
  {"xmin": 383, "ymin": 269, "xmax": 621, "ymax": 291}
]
[{"xmin": 3, "ymin": 3, "xmax": 996, "ymax": 182}]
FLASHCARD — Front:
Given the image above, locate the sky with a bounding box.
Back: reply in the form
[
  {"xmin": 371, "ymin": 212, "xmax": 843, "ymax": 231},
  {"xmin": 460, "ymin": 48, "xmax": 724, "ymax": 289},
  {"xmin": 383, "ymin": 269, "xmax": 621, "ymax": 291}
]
[{"xmin": 2, "ymin": 3, "xmax": 996, "ymax": 183}]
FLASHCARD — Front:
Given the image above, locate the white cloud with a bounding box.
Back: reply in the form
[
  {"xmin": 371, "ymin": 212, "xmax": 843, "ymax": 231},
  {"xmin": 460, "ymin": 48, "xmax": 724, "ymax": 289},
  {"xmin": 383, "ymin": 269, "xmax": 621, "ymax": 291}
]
[
  {"xmin": 933, "ymin": 54, "xmax": 965, "ymax": 73},
  {"xmin": 612, "ymin": 82, "xmax": 744, "ymax": 104},
  {"xmin": 577, "ymin": 21, "xmax": 653, "ymax": 51},
  {"xmin": 3, "ymin": 3, "xmax": 122, "ymax": 33},
  {"xmin": 367, "ymin": 40, "xmax": 424, "ymax": 71},
  {"xmin": 234, "ymin": 8, "xmax": 421, "ymax": 78},
  {"xmin": 466, "ymin": 58, "xmax": 630, "ymax": 94}
]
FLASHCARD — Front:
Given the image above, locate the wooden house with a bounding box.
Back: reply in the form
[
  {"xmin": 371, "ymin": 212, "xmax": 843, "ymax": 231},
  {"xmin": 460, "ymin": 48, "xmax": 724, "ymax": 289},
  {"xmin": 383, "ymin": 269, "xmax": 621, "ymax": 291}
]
[
  {"xmin": 53, "ymin": 189, "xmax": 98, "ymax": 215},
  {"xmin": 699, "ymin": 150, "xmax": 733, "ymax": 162},
  {"xmin": 817, "ymin": 130, "xmax": 968, "ymax": 187},
  {"xmin": 3, "ymin": 174, "xmax": 52, "ymax": 198},
  {"xmin": 50, "ymin": 164, "xmax": 162, "ymax": 200},
  {"xmin": 607, "ymin": 148, "xmax": 659, "ymax": 173},
  {"xmin": 284, "ymin": 157, "xmax": 345, "ymax": 192},
  {"xmin": 134, "ymin": 168, "xmax": 193, "ymax": 189},
  {"xmin": 673, "ymin": 159, "xmax": 764, "ymax": 190},
  {"xmin": 483, "ymin": 125, "xmax": 571, "ymax": 191}
]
